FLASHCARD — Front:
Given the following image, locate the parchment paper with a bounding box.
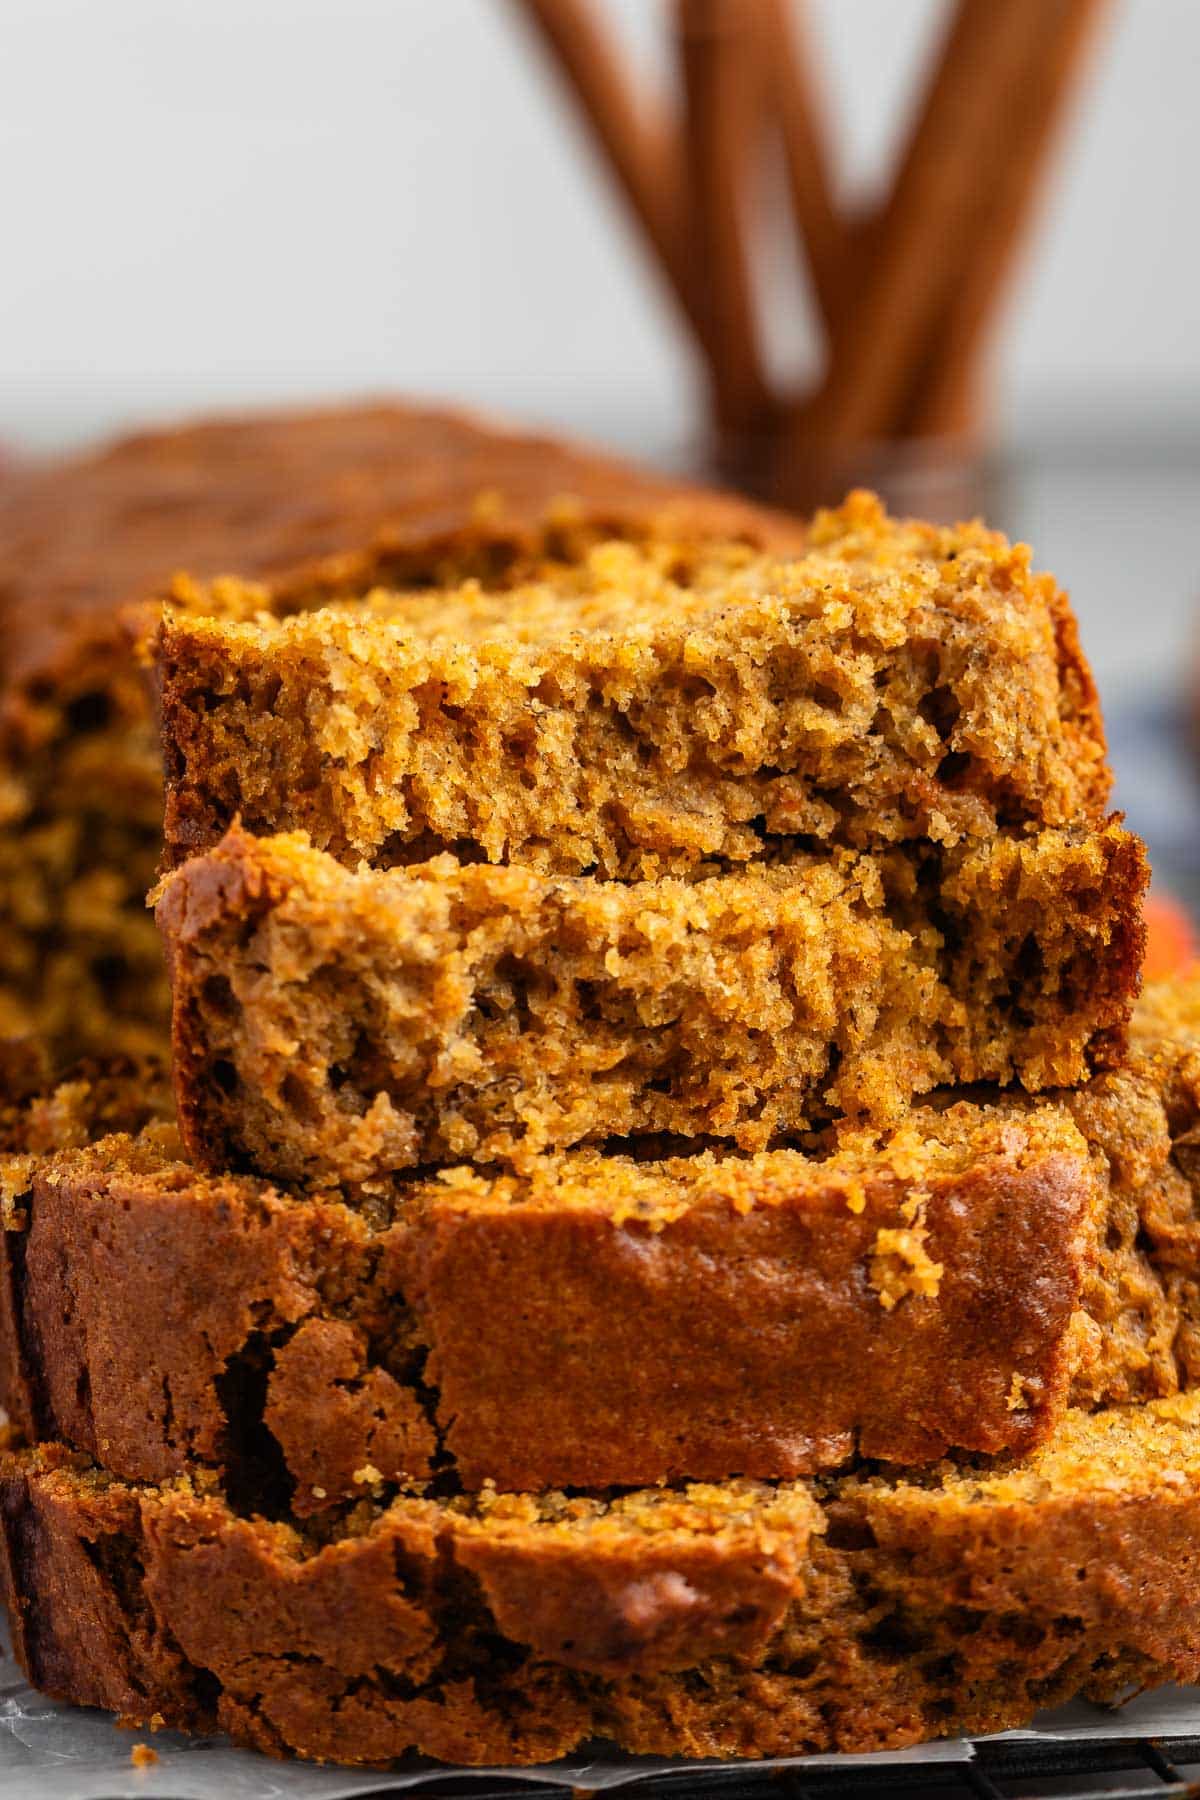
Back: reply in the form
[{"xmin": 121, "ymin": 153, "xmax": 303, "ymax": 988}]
[{"xmin": 6, "ymin": 1635, "xmax": 1200, "ymax": 1800}]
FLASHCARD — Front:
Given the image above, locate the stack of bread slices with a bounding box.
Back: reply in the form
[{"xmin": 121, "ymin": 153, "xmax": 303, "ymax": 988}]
[{"xmin": 4, "ymin": 406, "xmax": 1200, "ymax": 1772}]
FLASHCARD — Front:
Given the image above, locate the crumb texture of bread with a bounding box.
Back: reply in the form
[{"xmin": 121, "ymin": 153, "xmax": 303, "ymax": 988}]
[
  {"xmin": 3, "ymin": 1396, "xmax": 1200, "ymax": 1765},
  {"xmin": 0, "ymin": 401, "xmax": 793, "ymax": 1069},
  {"xmin": 154, "ymin": 493, "xmax": 1109, "ymax": 878},
  {"xmin": 9, "ymin": 976, "xmax": 1200, "ymax": 1496},
  {"xmin": 157, "ymin": 822, "xmax": 1144, "ymax": 1183},
  {"xmin": 0, "ymin": 634, "xmax": 168, "ymax": 1063}
]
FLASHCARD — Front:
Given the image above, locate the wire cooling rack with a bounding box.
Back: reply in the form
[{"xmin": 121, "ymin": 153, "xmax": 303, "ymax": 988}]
[
  {"xmin": 396, "ymin": 1739, "xmax": 1200, "ymax": 1799},
  {"xmin": 418, "ymin": 1748, "xmax": 1200, "ymax": 1797}
]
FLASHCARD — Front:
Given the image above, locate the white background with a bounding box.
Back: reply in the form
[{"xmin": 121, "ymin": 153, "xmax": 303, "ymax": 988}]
[{"xmin": 2, "ymin": 0, "xmax": 1198, "ymax": 456}]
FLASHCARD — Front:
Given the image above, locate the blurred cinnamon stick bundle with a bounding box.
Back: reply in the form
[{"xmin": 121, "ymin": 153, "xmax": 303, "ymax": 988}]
[{"xmin": 509, "ymin": 0, "xmax": 1110, "ymax": 512}]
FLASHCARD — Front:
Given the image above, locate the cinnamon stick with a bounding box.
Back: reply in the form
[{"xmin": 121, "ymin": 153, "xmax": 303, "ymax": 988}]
[
  {"xmin": 910, "ymin": 0, "xmax": 1110, "ymax": 439},
  {"xmin": 675, "ymin": 0, "xmax": 771, "ymax": 443},
  {"xmin": 775, "ymin": 0, "xmax": 1063, "ymax": 481}
]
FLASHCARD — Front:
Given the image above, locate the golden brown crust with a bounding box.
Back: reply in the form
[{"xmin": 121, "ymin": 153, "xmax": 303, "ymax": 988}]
[
  {"xmin": 152, "ymin": 493, "xmax": 1112, "ymax": 878},
  {"xmin": 4, "ymin": 1398, "xmax": 1200, "ymax": 1765},
  {"xmin": 0, "ymin": 1058, "xmax": 175, "ymax": 1443},
  {"xmin": 156, "ymin": 823, "xmax": 1146, "ymax": 1181},
  {"xmin": 404, "ymin": 1121, "xmax": 1102, "ymax": 1483},
  {"xmin": 4, "ymin": 1135, "xmax": 417, "ymax": 1511}
]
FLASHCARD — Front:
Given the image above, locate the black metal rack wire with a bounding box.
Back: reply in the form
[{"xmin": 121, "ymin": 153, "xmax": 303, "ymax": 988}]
[{"xmin": 371, "ymin": 1737, "xmax": 1200, "ymax": 1800}]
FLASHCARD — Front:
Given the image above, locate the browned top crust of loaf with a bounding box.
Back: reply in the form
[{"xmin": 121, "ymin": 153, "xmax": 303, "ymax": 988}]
[
  {"xmin": 0, "ymin": 399, "xmax": 795, "ymax": 724},
  {"xmin": 4, "ymin": 1396, "xmax": 1200, "ymax": 1765},
  {"xmin": 156, "ymin": 822, "xmax": 1146, "ymax": 1183},
  {"xmin": 152, "ymin": 491, "xmax": 1109, "ymax": 875},
  {"xmin": 4, "ymin": 976, "xmax": 1198, "ymax": 1499}
]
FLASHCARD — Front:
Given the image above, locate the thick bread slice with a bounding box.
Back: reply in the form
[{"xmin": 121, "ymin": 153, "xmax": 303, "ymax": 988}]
[
  {"xmin": 156, "ymin": 822, "xmax": 1145, "ymax": 1181},
  {"xmin": 5, "ymin": 976, "xmax": 1200, "ymax": 1494},
  {"xmin": 0, "ymin": 1109, "xmax": 1095, "ymax": 1496},
  {"xmin": 152, "ymin": 493, "xmax": 1110, "ymax": 878},
  {"xmin": 4, "ymin": 1397, "xmax": 1200, "ymax": 1765}
]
